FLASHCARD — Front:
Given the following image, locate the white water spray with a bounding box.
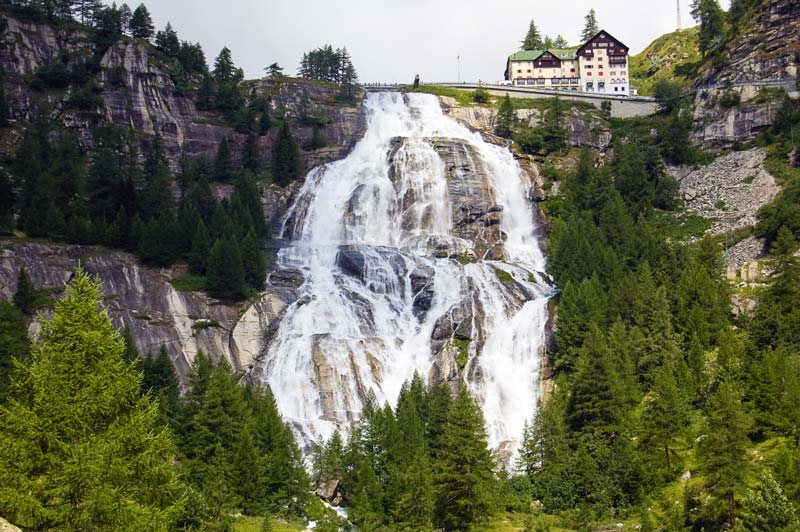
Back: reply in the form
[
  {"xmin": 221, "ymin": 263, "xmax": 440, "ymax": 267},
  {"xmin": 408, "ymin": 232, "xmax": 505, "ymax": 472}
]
[{"xmin": 263, "ymin": 92, "xmax": 552, "ymax": 462}]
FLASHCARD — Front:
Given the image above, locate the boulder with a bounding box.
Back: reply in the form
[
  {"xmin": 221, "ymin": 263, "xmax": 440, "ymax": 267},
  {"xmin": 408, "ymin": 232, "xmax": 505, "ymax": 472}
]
[{"xmin": 336, "ymin": 246, "xmax": 366, "ymax": 278}]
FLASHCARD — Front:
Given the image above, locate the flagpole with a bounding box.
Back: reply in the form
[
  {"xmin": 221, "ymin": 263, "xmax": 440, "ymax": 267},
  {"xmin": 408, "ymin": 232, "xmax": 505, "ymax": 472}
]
[{"xmin": 457, "ymin": 55, "xmax": 461, "ymax": 84}]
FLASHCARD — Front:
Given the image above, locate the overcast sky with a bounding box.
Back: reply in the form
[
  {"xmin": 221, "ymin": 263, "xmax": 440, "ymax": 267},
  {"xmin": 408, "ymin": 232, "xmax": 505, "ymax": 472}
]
[{"xmin": 139, "ymin": 0, "xmax": 731, "ymax": 84}]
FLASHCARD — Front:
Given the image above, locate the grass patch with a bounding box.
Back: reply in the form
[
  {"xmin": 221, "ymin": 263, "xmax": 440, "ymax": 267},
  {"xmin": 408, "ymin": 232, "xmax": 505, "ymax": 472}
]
[
  {"xmin": 764, "ymin": 143, "xmax": 800, "ymax": 185},
  {"xmin": 191, "ymin": 318, "xmax": 221, "ymax": 331},
  {"xmin": 232, "ymin": 515, "xmax": 306, "ymax": 532},
  {"xmin": 406, "ymin": 85, "xmax": 475, "ymax": 106},
  {"xmin": 652, "ymin": 210, "xmax": 714, "ymax": 241},
  {"xmin": 169, "ymin": 273, "xmax": 207, "ymax": 292},
  {"xmin": 451, "ymin": 338, "xmax": 471, "ymax": 370},
  {"xmin": 454, "ymin": 254, "xmax": 476, "ymax": 265},
  {"xmin": 494, "ymin": 268, "xmax": 515, "ymax": 284}
]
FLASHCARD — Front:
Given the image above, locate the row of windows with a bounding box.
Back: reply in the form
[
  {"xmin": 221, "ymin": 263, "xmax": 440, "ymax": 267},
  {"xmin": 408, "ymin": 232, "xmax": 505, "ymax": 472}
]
[{"xmin": 513, "ymin": 78, "xmax": 581, "ymax": 85}]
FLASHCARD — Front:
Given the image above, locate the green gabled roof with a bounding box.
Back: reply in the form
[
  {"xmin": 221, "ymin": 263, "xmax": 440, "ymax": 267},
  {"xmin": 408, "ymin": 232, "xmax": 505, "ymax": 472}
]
[
  {"xmin": 508, "ymin": 48, "xmax": 578, "ymax": 62},
  {"xmin": 550, "ymin": 48, "xmax": 578, "ymax": 60},
  {"xmin": 508, "ymin": 50, "xmax": 545, "ymax": 61}
]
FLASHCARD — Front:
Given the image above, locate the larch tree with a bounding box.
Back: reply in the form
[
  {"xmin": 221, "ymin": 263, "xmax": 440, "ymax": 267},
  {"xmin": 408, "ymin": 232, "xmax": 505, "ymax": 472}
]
[{"xmin": 0, "ymin": 269, "xmax": 184, "ymax": 530}]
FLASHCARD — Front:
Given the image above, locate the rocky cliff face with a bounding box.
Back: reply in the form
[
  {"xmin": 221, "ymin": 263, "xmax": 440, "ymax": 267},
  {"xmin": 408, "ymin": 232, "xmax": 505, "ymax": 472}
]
[
  {"xmin": 691, "ymin": 85, "xmax": 785, "ymax": 148},
  {"xmin": 0, "ymin": 11, "xmax": 366, "ymax": 169},
  {"xmin": 690, "ymin": 0, "xmax": 799, "ymax": 148},
  {"xmin": 698, "ymin": 0, "xmax": 800, "ymax": 85},
  {"xmin": 0, "ymin": 240, "xmax": 293, "ymax": 386}
]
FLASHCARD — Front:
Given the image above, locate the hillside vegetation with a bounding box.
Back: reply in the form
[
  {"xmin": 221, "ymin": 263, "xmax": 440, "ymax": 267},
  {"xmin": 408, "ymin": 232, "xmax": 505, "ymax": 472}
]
[{"xmin": 630, "ymin": 27, "xmax": 702, "ymax": 95}]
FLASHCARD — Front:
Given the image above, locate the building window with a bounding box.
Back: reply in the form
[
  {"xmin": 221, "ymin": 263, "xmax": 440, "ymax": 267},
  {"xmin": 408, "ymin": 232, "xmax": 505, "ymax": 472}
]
[
  {"xmin": 585, "ymin": 65, "xmax": 593, "ymax": 69},
  {"xmin": 517, "ymin": 70, "xmax": 522, "ymax": 74},
  {"xmin": 527, "ymin": 69, "xmax": 532, "ymax": 73},
  {"xmin": 586, "ymin": 72, "xmax": 592, "ymax": 76},
  {"xmin": 611, "ymin": 72, "xmax": 616, "ymax": 76}
]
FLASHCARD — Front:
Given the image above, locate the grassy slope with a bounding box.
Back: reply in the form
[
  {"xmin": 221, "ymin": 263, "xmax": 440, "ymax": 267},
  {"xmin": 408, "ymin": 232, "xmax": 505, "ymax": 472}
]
[{"xmin": 629, "ymin": 26, "xmax": 702, "ymax": 96}]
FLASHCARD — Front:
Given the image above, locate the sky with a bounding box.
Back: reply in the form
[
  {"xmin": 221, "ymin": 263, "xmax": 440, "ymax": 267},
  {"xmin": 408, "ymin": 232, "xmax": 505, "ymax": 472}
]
[{"xmin": 138, "ymin": 0, "xmax": 732, "ymax": 84}]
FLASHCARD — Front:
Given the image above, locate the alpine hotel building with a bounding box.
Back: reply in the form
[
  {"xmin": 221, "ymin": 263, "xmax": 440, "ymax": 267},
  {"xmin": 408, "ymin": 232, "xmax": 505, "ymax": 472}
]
[{"xmin": 504, "ymin": 30, "xmax": 630, "ymax": 95}]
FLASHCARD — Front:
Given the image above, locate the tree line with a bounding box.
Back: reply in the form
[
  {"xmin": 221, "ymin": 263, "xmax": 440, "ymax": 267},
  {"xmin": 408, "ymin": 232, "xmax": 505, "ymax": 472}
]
[{"xmin": 520, "ymin": 9, "xmax": 599, "ymax": 51}]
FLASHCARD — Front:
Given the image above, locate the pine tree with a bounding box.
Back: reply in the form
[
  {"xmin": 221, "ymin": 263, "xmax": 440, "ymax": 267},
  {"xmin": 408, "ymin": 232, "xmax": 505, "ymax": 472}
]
[
  {"xmin": 129, "ymin": 3, "xmax": 154, "ymax": 39},
  {"xmin": 640, "ymin": 365, "xmax": 689, "ymax": 471},
  {"xmin": 139, "ymin": 133, "xmax": 174, "ymax": 221},
  {"xmin": 434, "ymin": 384, "xmax": 496, "ymax": 532},
  {"xmin": 214, "ymin": 137, "xmax": 234, "ymax": 182},
  {"xmin": 521, "ymin": 20, "xmax": 544, "ymax": 50},
  {"xmin": 495, "ymin": 94, "xmax": 514, "ymax": 138},
  {"xmin": 700, "ymin": 381, "xmax": 753, "ymax": 528},
  {"xmin": 213, "ymin": 47, "xmax": 237, "ymax": 83},
  {"xmin": 139, "ymin": 345, "xmax": 180, "ymax": 419},
  {"xmin": 207, "ymin": 238, "xmax": 247, "ymax": 300},
  {"xmin": 13, "ymin": 268, "xmax": 37, "ymax": 316},
  {"xmin": 691, "ymin": 0, "xmax": 726, "ymax": 58},
  {"xmin": 0, "ymin": 300, "xmax": 29, "ymax": 403},
  {"xmin": 188, "ymin": 219, "xmax": 212, "ymax": 274},
  {"xmin": 0, "ymin": 70, "xmax": 8, "ymax": 129},
  {"xmin": 0, "ymin": 269, "xmax": 184, "ymax": 530},
  {"xmin": 75, "ymin": 0, "xmax": 103, "ymax": 26},
  {"xmin": 155, "ymin": 22, "xmax": 180, "ymax": 56},
  {"xmin": 272, "ymin": 121, "xmax": 302, "ymax": 186},
  {"xmin": 567, "ymin": 324, "xmax": 624, "ymax": 434},
  {"xmin": 553, "ymin": 35, "xmax": 569, "ymax": 48},
  {"xmin": 580, "ymin": 9, "xmax": 600, "ymax": 42},
  {"xmin": 240, "ymin": 230, "xmax": 267, "ymax": 290},
  {"xmin": 231, "ymin": 425, "xmax": 264, "ymax": 514}
]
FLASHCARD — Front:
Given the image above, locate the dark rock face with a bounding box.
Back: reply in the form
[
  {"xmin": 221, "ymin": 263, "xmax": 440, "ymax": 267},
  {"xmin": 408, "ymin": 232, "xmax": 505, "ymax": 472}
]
[
  {"xmin": 0, "ymin": 241, "xmax": 289, "ymax": 387},
  {"xmin": 410, "ymin": 265, "xmax": 435, "ymax": 316},
  {"xmin": 336, "ymin": 246, "xmax": 366, "ymax": 278}
]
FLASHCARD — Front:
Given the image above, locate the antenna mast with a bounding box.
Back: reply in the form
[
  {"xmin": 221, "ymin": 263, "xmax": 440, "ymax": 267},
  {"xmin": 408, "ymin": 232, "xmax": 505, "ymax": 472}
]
[{"xmin": 677, "ymin": 0, "xmax": 682, "ymax": 30}]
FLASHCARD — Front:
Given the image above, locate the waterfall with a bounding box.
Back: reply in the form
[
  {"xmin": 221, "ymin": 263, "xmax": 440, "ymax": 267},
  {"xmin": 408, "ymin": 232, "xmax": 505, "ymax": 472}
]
[{"xmin": 263, "ymin": 92, "xmax": 552, "ymax": 463}]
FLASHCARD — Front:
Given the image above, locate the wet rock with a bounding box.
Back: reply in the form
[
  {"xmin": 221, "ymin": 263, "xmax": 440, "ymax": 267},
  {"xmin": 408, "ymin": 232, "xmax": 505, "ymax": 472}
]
[
  {"xmin": 316, "ymin": 477, "xmax": 341, "ymax": 502},
  {"xmin": 269, "ymin": 268, "xmax": 306, "ymax": 288},
  {"xmin": 336, "ymin": 246, "xmax": 366, "ymax": 278},
  {"xmin": 410, "ymin": 265, "xmax": 435, "ymax": 316}
]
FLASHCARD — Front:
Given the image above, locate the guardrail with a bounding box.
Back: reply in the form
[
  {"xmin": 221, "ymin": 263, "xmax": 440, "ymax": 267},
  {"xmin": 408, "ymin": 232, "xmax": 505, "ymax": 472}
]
[{"xmin": 361, "ymin": 81, "xmax": 656, "ymax": 102}]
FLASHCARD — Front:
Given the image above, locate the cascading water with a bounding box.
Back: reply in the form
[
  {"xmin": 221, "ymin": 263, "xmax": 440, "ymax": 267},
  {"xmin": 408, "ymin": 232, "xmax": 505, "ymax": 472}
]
[{"xmin": 263, "ymin": 91, "xmax": 552, "ymax": 462}]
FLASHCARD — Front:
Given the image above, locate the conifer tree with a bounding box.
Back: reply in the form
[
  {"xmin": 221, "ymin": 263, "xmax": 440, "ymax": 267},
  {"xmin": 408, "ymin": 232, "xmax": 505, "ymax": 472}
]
[
  {"xmin": 272, "ymin": 121, "xmax": 302, "ymax": 186},
  {"xmin": 580, "ymin": 9, "xmax": 600, "ymax": 42},
  {"xmin": 207, "ymin": 238, "xmax": 247, "ymax": 300},
  {"xmin": 0, "ymin": 300, "xmax": 29, "ymax": 403},
  {"xmin": 241, "ymin": 230, "xmax": 267, "ymax": 290},
  {"xmin": 567, "ymin": 324, "xmax": 623, "ymax": 434},
  {"xmin": 691, "ymin": 0, "xmax": 726, "ymax": 58},
  {"xmin": 495, "ymin": 94, "xmax": 514, "ymax": 138},
  {"xmin": 129, "ymin": 3, "xmax": 154, "ymax": 39},
  {"xmin": 434, "ymin": 384, "xmax": 496, "ymax": 532},
  {"xmin": 214, "ymin": 137, "xmax": 234, "ymax": 182},
  {"xmin": 155, "ymin": 22, "xmax": 180, "ymax": 56},
  {"xmin": 640, "ymin": 365, "xmax": 689, "ymax": 470},
  {"xmin": 700, "ymin": 381, "xmax": 753, "ymax": 529},
  {"xmin": 0, "ymin": 269, "xmax": 184, "ymax": 530},
  {"xmin": 13, "ymin": 268, "xmax": 37, "ymax": 316},
  {"xmin": 140, "ymin": 345, "xmax": 180, "ymax": 419},
  {"xmin": 521, "ymin": 20, "xmax": 544, "ymax": 50}
]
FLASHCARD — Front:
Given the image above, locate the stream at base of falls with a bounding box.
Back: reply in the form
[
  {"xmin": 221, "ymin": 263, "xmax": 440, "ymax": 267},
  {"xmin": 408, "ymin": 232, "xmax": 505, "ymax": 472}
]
[{"xmin": 261, "ymin": 91, "xmax": 553, "ymax": 464}]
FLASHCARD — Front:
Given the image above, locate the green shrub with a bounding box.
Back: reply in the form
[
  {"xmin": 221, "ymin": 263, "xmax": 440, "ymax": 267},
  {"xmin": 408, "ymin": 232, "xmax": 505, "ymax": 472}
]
[
  {"xmin": 473, "ymin": 87, "xmax": 490, "ymax": 104},
  {"xmin": 719, "ymin": 90, "xmax": 741, "ymax": 109},
  {"xmin": 32, "ymin": 59, "xmax": 71, "ymax": 90}
]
